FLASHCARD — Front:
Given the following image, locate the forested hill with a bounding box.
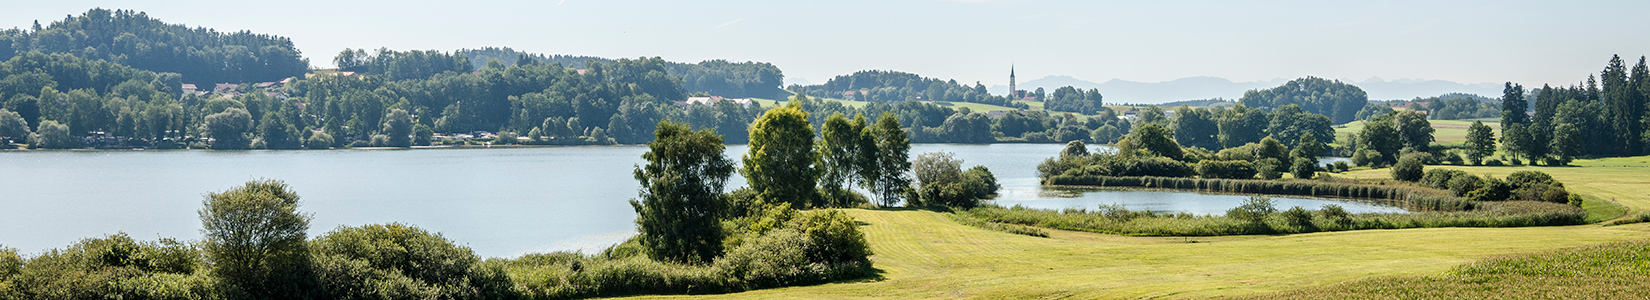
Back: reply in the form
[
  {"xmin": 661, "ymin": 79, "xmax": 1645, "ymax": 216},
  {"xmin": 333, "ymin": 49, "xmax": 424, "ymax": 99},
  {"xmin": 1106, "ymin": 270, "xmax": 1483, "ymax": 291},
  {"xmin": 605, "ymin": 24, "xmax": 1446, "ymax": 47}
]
[
  {"xmin": 459, "ymin": 47, "xmax": 786, "ymax": 99},
  {"xmin": 0, "ymin": 9, "xmax": 308, "ymax": 86},
  {"xmin": 790, "ymin": 70, "xmax": 1029, "ymax": 110},
  {"xmin": 1239, "ymin": 77, "xmax": 1369, "ymax": 124}
]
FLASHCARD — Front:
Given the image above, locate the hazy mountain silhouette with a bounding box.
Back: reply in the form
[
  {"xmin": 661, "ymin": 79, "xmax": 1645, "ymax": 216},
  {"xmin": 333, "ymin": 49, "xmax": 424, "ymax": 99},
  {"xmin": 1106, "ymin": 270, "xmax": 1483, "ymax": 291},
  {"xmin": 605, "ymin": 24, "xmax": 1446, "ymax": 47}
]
[{"xmin": 992, "ymin": 75, "xmax": 1502, "ymax": 104}]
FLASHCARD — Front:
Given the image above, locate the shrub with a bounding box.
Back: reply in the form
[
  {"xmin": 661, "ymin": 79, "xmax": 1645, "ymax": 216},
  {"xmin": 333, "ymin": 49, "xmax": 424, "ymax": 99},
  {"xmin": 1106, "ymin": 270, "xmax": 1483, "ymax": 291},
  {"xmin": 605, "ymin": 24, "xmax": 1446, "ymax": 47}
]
[
  {"xmin": 1466, "ymin": 176, "xmax": 1513, "ymax": 201},
  {"xmin": 962, "ymin": 166, "xmax": 1000, "ymax": 198},
  {"xmin": 1319, "ymin": 204, "xmax": 1352, "ymax": 226},
  {"xmin": 1059, "ymin": 140, "xmax": 1089, "ymax": 157},
  {"xmin": 506, "ymin": 209, "xmax": 874, "ymax": 299},
  {"xmin": 310, "ymin": 224, "xmax": 515, "ymax": 299},
  {"xmin": 1484, "ymin": 159, "xmax": 1505, "ymax": 166},
  {"xmin": 1447, "ymin": 174, "xmax": 1484, "ymax": 197},
  {"xmin": 1281, "ymin": 206, "xmax": 1315, "ymax": 232},
  {"xmin": 2, "ymin": 234, "xmax": 212, "ymax": 299},
  {"xmin": 1420, "ymin": 169, "xmax": 1470, "ymax": 189},
  {"xmin": 1505, "ymin": 170, "xmax": 1555, "ymax": 187},
  {"xmin": 1196, "ymin": 160, "xmax": 1256, "ymax": 179},
  {"xmin": 1391, "ymin": 154, "xmax": 1425, "ymax": 182},
  {"xmin": 1445, "ymin": 152, "xmax": 1465, "ymax": 165},
  {"xmin": 1332, "ymin": 161, "xmax": 1350, "ymax": 172},
  {"xmin": 495, "ymin": 132, "xmax": 519, "ymax": 145},
  {"xmin": 1256, "ymin": 158, "xmax": 1283, "ymax": 180},
  {"xmin": 1290, "ymin": 157, "xmax": 1317, "ymax": 179},
  {"xmin": 305, "ymin": 132, "xmax": 334, "ymax": 149},
  {"xmin": 369, "ymin": 134, "xmax": 390, "ymax": 147},
  {"xmin": 1350, "ymin": 149, "xmax": 1370, "ymax": 166},
  {"xmin": 1226, "ymin": 196, "xmax": 1277, "ymax": 229}
]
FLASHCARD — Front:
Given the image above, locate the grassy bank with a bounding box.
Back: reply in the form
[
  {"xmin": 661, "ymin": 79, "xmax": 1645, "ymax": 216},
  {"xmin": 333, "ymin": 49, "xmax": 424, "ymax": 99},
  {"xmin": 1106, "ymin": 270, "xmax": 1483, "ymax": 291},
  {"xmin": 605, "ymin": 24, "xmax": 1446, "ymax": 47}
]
[
  {"xmin": 1232, "ymin": 240, "xmax": 1650, "ymax": 299},
  {"xmin": 612, "ymin": 209, "xmax": 1647, "ymax": 299},
  {"xmin": 607, "ymin": 155, "xmax": 1650, "ymax": 299}
]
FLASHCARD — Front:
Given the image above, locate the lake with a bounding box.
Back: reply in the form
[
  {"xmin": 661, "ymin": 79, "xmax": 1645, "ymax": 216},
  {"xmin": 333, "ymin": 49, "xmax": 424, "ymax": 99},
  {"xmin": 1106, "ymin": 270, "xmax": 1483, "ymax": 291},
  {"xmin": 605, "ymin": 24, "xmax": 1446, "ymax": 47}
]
[{"xmin": 0, "ymin": 144, "xmax": 1399, "ymax": 257}]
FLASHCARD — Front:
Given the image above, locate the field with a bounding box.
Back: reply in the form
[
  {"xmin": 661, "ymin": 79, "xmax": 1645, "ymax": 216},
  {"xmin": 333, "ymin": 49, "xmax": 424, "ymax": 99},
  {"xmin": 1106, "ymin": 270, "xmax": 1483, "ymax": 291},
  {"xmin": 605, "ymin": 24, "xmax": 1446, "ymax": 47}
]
[
  {"xmin": 1335, "ymin": 118, "xmax": 1499, "ymax": 145},
  {"xmin": 751, "ymin": 97, "xmax": 1026, "ymax": 113},
  {"xmin": 614, "ymin": 155, "xmax": 1650, "ymax": 299}
]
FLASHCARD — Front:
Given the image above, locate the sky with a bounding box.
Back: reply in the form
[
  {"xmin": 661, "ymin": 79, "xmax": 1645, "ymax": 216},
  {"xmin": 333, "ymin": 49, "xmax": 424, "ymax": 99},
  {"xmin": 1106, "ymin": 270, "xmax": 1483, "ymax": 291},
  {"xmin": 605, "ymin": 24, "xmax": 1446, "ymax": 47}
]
[{"xmin": 4, "ymin": 0, "xmax": 1648, "ymax": 88}]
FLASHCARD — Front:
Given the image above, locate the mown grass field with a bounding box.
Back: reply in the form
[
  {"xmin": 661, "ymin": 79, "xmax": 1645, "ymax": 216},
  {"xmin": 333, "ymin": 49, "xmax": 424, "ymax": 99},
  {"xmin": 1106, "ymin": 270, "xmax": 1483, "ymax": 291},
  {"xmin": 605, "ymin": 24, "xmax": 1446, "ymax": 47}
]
[
  {"xmin": 614, "ymin": 156, "xmax": 1650, "ymax": 299},
  {"xmin": 1335, "ymin": 118, "xmax": 1499, "ymax": 145},
  {"xmin": 752, "ymin": 97, "xmax": 1026, "ymax": 113}
]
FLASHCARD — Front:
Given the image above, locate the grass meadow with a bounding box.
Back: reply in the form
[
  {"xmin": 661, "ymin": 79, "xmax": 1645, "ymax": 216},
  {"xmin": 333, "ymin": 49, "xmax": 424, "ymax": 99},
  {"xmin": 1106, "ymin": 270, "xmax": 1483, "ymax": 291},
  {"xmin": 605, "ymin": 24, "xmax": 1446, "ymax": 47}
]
[
  {"xmin": 609, "ymin": 155, "xmax": 1650, "ymax": 299},
  {"xmin": 1335, "ymin": 118, "xmax": 1500, "ymax": 145}
]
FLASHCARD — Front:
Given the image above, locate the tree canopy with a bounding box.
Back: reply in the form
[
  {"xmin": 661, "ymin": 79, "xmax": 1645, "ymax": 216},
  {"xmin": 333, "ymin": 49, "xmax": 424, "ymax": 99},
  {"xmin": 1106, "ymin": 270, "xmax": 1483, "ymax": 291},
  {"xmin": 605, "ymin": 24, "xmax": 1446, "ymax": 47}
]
[
  {"xmin": 0, "ymin": 9, "xmax": 307, "ymax": 85},
  {"xmin": 1239, "ymin": 76, "xmax": 1368, "ymax": 124}
]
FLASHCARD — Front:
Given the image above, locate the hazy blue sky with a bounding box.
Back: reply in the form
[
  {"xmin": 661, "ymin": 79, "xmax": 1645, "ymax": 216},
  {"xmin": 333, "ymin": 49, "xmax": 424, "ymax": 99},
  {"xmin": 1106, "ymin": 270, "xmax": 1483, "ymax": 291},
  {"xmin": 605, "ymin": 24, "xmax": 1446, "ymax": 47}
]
[{"xmin": 5, "ymin": 0, "xmax": 1648, "ymax": 87}]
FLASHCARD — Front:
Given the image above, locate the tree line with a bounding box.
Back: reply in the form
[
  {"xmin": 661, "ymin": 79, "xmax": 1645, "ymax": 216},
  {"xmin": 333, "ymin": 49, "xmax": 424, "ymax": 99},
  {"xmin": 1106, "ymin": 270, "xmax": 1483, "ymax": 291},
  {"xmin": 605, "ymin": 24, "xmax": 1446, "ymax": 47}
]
[
  {"xmin": 1486, "ymin": 55, "xmax": 1650, "ymax": 165},
  {"xmin": 0, "ymin": 9, "xmax": 308, "ymax": 87},
  {"xmin": 461, "ymin": 47, "xmax": 787, "ymax": 99},
  {"xmin": 790, "ymin": 70, "xmax": 1030, "ymax": 109}
]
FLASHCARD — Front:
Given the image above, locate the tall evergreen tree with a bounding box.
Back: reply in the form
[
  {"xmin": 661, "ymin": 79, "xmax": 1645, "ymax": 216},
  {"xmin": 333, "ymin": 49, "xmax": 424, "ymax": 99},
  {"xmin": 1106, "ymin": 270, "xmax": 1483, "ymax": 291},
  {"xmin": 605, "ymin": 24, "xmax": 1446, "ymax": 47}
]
[
  {"xmin": 1631, "ymin": 56, "xmax": 1650, "ymax": 155},
  {"xmin": 1602, "ymin": 55, "xmax": 1639, "ymax": 156},
  {"xmin": 1500, "ymin": 82, "xmax": 1528, "ymax": 126}
]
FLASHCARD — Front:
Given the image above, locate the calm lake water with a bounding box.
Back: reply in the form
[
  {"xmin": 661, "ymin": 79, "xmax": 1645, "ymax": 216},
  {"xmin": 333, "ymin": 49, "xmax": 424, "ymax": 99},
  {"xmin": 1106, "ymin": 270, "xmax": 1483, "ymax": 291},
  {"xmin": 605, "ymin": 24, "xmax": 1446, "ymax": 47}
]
[{"xmin": 0, "ymin": 144, "xmax": 1399, "ymax": 257}]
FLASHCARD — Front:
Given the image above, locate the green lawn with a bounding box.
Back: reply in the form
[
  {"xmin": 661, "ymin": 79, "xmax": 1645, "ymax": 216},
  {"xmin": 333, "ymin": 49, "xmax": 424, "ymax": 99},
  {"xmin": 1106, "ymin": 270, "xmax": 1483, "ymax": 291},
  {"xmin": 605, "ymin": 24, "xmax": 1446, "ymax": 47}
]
[
  {"xmin": 1336, "ymin": 118, "xmax": 1500, "ymax": 145},
  {"xmin": 612, "ymin": 155, "xmax": 1650, "ymax": 299}
]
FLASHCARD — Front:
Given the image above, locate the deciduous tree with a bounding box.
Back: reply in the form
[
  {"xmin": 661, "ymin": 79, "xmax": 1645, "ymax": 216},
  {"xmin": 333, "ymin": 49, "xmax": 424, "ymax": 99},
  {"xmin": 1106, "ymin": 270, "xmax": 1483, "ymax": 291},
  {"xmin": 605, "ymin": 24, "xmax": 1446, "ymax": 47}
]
[{"xmin": 631, "ymin": 121, "xmax": 735, "ymax": 263}]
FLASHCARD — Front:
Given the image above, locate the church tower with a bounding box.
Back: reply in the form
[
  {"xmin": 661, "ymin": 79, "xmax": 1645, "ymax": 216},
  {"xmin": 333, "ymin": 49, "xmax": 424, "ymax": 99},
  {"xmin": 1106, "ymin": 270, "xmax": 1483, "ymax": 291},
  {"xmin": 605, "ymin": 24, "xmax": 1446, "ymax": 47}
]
[{"xmin": 1009, "ymin": 65, "xmax": 1017, "ymax": 98}]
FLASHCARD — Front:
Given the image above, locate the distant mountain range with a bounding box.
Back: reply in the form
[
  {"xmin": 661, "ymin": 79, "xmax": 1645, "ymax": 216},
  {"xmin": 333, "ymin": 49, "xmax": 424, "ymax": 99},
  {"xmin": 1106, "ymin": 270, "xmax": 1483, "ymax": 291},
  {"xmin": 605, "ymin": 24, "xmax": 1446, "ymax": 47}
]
[{"xmin": 990, "ymin": 76, "xmax": 1504, "ymax": 104}]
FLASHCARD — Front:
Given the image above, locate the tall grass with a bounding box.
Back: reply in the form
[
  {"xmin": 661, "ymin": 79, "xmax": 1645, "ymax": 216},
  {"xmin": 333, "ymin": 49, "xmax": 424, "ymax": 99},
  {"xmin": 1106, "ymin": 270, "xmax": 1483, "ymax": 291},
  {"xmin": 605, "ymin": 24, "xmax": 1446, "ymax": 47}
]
[
  {"xmin": 957, "ymin": 199, "xmax": 1585, "ymax": 236},
  {"xmin": 1047, "ymin": 175, "xmax": 1476, "ymax": 212}
]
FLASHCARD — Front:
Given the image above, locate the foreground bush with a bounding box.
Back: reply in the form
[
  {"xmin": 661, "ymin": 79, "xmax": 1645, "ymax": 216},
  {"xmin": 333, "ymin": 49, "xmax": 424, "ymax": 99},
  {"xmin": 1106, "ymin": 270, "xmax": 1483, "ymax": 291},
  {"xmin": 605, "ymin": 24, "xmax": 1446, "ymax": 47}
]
[
  {"xmin": 504, "ymin": 209, "xmax": 874, "ymax": 299},
  {"xmin": 0, "ymin": 234, "xmax": 216, "ymax": 299},
  {"xmin": 310, "ymin": 223, "xmax": 515, "ymax": 299}
]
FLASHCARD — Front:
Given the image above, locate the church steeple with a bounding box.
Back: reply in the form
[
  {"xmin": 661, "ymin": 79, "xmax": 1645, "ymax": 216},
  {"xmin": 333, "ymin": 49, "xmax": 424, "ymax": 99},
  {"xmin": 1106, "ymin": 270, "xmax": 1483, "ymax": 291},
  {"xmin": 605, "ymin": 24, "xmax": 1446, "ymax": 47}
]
[{"xmin": 1009, "ymin": 65, "xmax": 1017, "ymax": 98}]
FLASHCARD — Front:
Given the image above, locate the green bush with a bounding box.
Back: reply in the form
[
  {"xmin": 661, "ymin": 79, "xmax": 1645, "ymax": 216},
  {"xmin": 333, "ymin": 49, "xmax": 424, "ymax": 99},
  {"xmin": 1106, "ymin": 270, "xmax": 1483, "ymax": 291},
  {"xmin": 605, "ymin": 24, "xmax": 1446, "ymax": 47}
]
[
  {"xmin": 505, "ymin": 209, "xmax": 873, "ymax": 299},
  {"xmin": 1281, "ymin": 206, "xmax": 1316, "ymax": 231},
  {"xmin": 1196, "ymin": 160, "xmax": 1257, "ymax": 179},
  {"xmin": 1350, "ymin": 149, "xmax": 1370, "ymax": 166},
  {"xmin": 1421, "ymin": 169, "xmax": 1470, "ymax": 189},
  {"xmin": 1226, "ymin": 196, "xmax": 1277, "ymax": 229},
  {"xmin": 1319, "ymin": 204, "xmax": 1352, "ymax": 226},
  {"xmin": 1, "ymin": 234, "xmax": 214, "ymax": 299},
  {"xmin": 309, "ymin": 223, "xmax": 515, "ymax": 299},
  {"xmin": 1039, "ymin": 152, "xmax": 1194, "ymax": 182},
  {"xmin": 1465, "ymin": 176, "xmax": 1513, "ymax": 201},
  {"xmin": 1505, "ymin": 170, "xmax": 1555, "ymax": 186},
  {"xmin": 1256, "ymin": 158, "xmax": 1283, "ymax": 180},
  {"xmin": 1391, "ymin": 154, "xmax": 1425, "ymax": 182},
  {"xmin": 962, "ymin": 166, "xmax": 1000, "ymax": 198},
  {"xmin": 1332, "ymin": 161, "xmax": 1350, "ymax": 172},
  {"xmin": 1290, "ymin": 158, "xmax": 1316, "ymax": 179},
  {"xmin": 1446, "ymin": 174, "xmax": 1483, "ymax": 197}
]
